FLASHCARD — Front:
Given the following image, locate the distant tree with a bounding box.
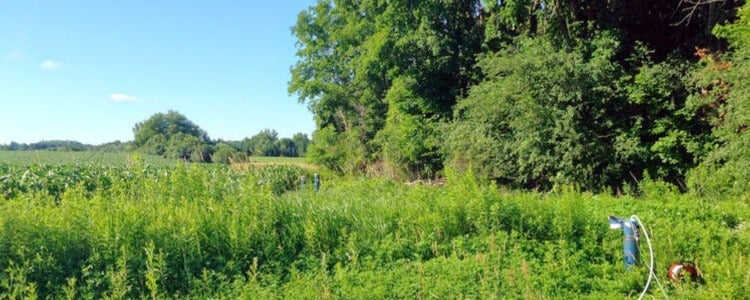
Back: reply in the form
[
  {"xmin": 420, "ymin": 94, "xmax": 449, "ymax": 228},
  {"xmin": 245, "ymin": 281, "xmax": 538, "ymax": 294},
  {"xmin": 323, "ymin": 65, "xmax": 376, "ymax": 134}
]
[
  {"xmin": 2, "ymin": 142, "xmax": 31, "ymax": 151},
  {"xmin": 20, "ymin": 140, "xmax": 91, "ymax": 151},
  {"xmin": 291, "ymin": 132, "xmax": 310, "ymax": 157},
  {"xmin": 239, "ymin": 137, "xmax": 254, "ymax": 156},
  {"xmin": 243, "ymin": 129, "xmax": 280, "ymax": 156},
  {"xmin": 94, "ymin": 140, "xmax": 130, "ymax": 152},
  {"xmin": 278, "ymin": 138, "xmax": 297, "ymax": 157},
  {"xmin": 164, "ymin": 133, "xmax": 213, "ymax": 162},
  {"xmin": 132, "ymin": 110, "xmax": 212, "ymax": 162},
  {"xmin": 212, "ymin": 143, "xmax": 245, "ymax": 164},
  {"xmin": 134, "ymin": 110, "xmax": 209, "ymax": 146}
]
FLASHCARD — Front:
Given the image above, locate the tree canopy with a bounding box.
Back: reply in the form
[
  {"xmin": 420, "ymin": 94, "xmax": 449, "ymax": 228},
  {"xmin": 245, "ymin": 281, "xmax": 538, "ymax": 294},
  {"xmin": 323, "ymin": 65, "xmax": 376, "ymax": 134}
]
[
  {"xmin": 292, "ymin": 0, "xmax": 748, "ymax": 193},
  {"xmin": 132, "ymin": 110, "xmax": 213, "ymax": 162},
  {"xmin": 688, "ymin": 3, "xmax": 750, "ymax": 196},
  {"xmin": 131, "ymin": 112, "xmax": 310, "ymax": 163}
]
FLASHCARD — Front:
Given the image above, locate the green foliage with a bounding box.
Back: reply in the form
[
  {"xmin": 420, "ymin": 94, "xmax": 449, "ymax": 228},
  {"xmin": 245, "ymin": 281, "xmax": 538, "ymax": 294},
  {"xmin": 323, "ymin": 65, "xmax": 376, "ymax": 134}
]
[
  {"xmin": 132, "ymin": 111, "xmax": 213, "ymax": 162},
  {"xmin": 688, "ymin": 2, "xmax": 750, "ymax": 197},
  {"xmin": 306, "ymin": 126, "xmax": 367, "ymax": 174},
  {"xmin": 290, "ymin": 0, "xmax": 747, "ymax": 193},
  {"xmin": 0, "ymin": 162, "xmax": 311, "ymax": 202},
  {"xmin": 0, "ymin": 150, "xmax": 174, "ymax": 167},
  {"xmin": 242, "ymin": 129, "xmax": 280, "ymax": 157},
  {"xmin": 290, "ymin": 0, "xmax": 484, "ymax": 179},
  {"xmin": 0, "ymin": 140, "xmax": 92, "ymax": 151},
  {"xmin": 278, "ymin": 138, "xmax": 296, "ymax": 157},
  {"xmin": 447, "ymin": 34, "xmax": 624, "ymax": 190},
  {"xmin": 0, "ymin": 141, "xmax": 131, "ymax": 153},
  {"xmin": 374, "ymin": 76, "xmax": 443, "ymax": 178},
  {"xmin": 239, "ymin": 130, "xmax": 308, "ymax": 158},
  {"xmin": 211, "ymin": 144, "xmax": 246, "ymax": 164},
  {"xmin": 165, "ymin": 133, "xmax": 213, "ymax": 162},
  {"xmin": 446, "ymin": 32, "xmax": 711, "ymax": 191},
  {"xmin": 622, "ymin": 55, "xmax": 713, "ymax": 186},
  {"xmin": 291, "ymin": 133, "xmax": 310, "ymax": 157},
  {"xmin": 0, "ymin": 164, "xmax": 748, "ymax": 298}
]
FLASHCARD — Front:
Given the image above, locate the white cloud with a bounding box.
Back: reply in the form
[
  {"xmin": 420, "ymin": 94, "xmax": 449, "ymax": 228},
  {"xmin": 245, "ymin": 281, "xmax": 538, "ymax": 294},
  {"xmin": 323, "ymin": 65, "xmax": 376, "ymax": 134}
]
[
  {"xmin": 108, "ymin": 93, "xmax": 139, "ymax": 102},
  {"xmin": 4, "ymin": 49, "xmax": 24, "ymax": 61},
  {"xmin": 40, "ymin": 60, "xmax": 62, "ymax": 69}
]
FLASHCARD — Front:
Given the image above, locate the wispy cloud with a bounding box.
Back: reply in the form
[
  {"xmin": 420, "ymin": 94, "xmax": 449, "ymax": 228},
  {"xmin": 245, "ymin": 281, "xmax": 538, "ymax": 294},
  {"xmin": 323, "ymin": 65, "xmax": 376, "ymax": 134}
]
[
  {"xmin": 108, "ymin": 93, "xmax": 139, "ymax": 102},
  {"xmin": 3, "ymin": 49, "xmax": 24, "ymax": 61},
  {"xmin": 40, "ymin": 59, "xmax": 63, "ymax": 69}
]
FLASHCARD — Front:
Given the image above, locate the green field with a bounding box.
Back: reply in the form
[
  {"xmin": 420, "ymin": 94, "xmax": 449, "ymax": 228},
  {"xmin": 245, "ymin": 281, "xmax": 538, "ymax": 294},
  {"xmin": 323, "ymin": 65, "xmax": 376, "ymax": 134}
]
[
  {"xmin": 0, "ymin": 150, "xmax": 309, "ymax": 167},
  {"xmin": 0, "ymin": 162, "xmax": 748, "ymax": 299},
  {"xmin": 0, "ymin": 150, "xmax": 176, "ymax": 167}
]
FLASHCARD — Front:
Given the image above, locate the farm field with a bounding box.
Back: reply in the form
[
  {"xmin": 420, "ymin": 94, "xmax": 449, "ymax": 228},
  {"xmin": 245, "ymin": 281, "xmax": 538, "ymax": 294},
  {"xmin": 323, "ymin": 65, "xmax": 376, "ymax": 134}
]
[
  {"xmin": 0, "ymin": 150, "xmax": 176, "ymax": 167},
  {"xmin": 0, "ymin": 150, "xmax": 310, "ymax": 168},
  {"xmin": 0, "ymin": 162, "xmax": 748, "ymax": 299}
]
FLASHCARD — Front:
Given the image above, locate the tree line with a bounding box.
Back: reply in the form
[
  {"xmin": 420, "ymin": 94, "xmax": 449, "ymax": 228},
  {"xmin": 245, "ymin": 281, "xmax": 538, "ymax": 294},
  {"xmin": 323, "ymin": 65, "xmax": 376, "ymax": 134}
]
[
  {"xmin": 131, "ymin": 110, "xmax": 310, "ymax": 163},
  {"xmin": 1, "ymin": 110, "xmax": 311, "ymax": 164},
  {"xmin": 1, "ymin": 140, "xmax": 96, "ymax": 151},
  {"xmin": 0, "ymin": 140, "xmax": 128, "ymax": 152},
  {"xmin": 290, "ymin": 0, "xmax": 749, "ymax": 195}
]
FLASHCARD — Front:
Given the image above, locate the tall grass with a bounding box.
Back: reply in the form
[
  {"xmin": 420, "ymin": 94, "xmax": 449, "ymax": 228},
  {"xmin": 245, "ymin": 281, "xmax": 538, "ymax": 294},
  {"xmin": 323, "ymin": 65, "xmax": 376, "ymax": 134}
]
[{"xmin": 0, "ymin": 164, "xmax": 748, "ymax": 298}]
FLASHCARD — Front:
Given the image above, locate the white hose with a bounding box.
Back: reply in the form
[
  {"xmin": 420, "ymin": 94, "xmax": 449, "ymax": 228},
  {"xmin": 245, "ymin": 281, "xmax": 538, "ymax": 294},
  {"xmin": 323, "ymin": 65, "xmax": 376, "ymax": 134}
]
[{"xmin": 631, "ymin": 215, "xmax": 668, "ymax": 300}]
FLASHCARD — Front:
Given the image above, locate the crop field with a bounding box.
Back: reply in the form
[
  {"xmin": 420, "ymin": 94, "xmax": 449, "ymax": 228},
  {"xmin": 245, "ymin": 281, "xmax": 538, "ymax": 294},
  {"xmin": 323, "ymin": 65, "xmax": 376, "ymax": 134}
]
[
  {"xmin": 0, "ymin": 150, "xmax": 176, "ymax": 167},
  {"xmin": 0, "ymin": 161, "xmax": 748, "ymax": 299},
  {"xmin": 0, "ymin": 150, "xmax": 310, "ymax": 168}
]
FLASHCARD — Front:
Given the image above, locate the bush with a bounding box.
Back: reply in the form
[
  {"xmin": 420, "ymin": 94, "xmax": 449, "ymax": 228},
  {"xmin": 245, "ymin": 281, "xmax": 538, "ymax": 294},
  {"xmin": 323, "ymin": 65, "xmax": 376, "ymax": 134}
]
[{"xmin": 212, "ymin": 145, "xmax": 245, "ymax": 164}]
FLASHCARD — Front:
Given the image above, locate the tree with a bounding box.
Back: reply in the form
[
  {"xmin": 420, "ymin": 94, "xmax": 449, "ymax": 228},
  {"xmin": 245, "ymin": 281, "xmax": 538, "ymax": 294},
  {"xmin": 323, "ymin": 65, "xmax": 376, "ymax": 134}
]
[
  {"xmin": 243, "ymin": 129, "xmax": 280, "ymax": 157},
  {"xmin": 212, "ymin": 143, "xmax": 245, "ymax": 164},
  {"xmin": 374, "ymin": 76, "xmax": 443, "ymax": 178},
  {"xmin": 306, "ymin": 126, "xmax": 366, "ymax": 173},
  {"xmin": 291, "ymin": 133, "xmax": 310, "ymax": 157},
  {"xmin": 446, "ymin": 32, "xmax": 711, "ymax": 191},
  {"xmin": 446, "ymin": 35, "xmax": 624, "ymax": 190},
  {"xmin": 290, "ymin": 0, "xmax": 744, "ymax": 191},
  {"xmin": 291, "ymin": 0, "xmax": 485, "ymax": 176},
  {"xmin": 278, "ymin": 138, "xmax": 297, "ymax": 157},
  {"xmin": 132, "ymin": 110, "xmax": 212, "ymax": 161},
  {"xmin": 688, "ymin": 2, "xmax": 750, "ymax": 196}
]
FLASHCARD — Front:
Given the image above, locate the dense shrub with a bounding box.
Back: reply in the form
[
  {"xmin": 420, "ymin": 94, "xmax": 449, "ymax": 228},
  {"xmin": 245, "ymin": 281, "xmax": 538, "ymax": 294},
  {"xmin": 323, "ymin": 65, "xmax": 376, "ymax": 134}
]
[
  {"xmin": 446, "ymin": 33, "xmax": 707, "ymax": 192},
  {"xmin": 688, "ymin": 2, "xmax": 750, "ymax": 197}
]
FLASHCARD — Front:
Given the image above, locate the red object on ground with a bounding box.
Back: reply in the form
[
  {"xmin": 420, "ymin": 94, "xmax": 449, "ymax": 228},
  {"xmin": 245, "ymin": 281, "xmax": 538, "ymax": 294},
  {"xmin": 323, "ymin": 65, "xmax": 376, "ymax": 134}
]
[{"xmin": 668, "ymin": 262, "xmax": 699, "ymax": 282}]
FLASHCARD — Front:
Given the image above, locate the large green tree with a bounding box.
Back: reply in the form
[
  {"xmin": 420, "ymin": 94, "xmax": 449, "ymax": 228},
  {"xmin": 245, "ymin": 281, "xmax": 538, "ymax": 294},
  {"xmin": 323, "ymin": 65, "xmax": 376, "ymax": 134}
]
[
  {"xmin": 242, "ymin": 129, "xmax": 280, "ymax": 157},
  {"xmin": 291, "ymin": 0, "xmax": 484, "ymax": 177},
  {"xmin": 132, "ymin": 110, "xmax": 212, "ymax": 162},
  {"xmin": 291, "ymin": 132, "xmax": 310, "ymax": 157},
  {"xmin": 291, "ymin": 0, "xmax": 745, "ymax": 191}
]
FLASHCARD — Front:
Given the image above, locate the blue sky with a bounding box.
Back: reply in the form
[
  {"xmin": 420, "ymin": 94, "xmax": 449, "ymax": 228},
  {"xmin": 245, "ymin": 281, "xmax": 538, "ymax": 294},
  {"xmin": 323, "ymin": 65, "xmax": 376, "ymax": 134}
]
[{"xmin": 0, "ymin": 1, "xmax": 317, "ymax": 145}]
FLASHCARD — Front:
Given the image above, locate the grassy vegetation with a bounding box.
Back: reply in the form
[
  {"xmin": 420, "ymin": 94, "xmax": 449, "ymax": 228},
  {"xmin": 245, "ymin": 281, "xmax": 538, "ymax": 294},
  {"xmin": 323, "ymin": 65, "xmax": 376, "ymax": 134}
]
[{"xmin": 0, "ymin": 162, "xmax": 748, "ymax": 299}]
